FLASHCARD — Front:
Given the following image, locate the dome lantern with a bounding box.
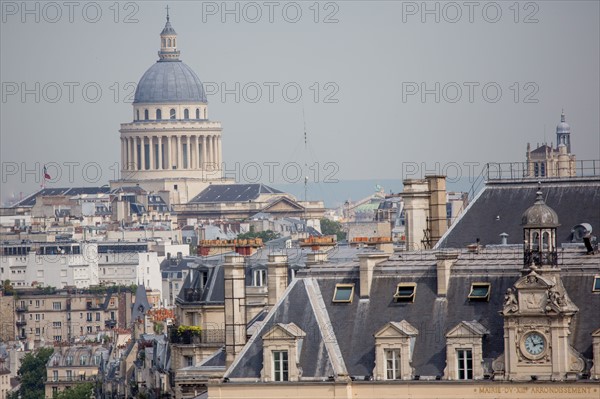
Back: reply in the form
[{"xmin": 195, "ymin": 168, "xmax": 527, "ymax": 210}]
[
  {"xmin": 159, "ymin": 6, "xmax": 180, "ymax": 61},
  {"xmin": 522, "ymin": 186, "xmax": 559, "ymax": 268}
]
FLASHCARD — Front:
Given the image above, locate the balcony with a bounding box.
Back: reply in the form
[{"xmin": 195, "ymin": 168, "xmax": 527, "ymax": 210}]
[
  {"xmin": 16, "ymin": 319, "xmax": 27, "ymax": 327},
  {"xmin": 16, "ymin": 305, "xmax": 28, "ymax": 312},
  {"xmin": 168, "ymin": 327, "xmax": 224, "ymax": 345}
]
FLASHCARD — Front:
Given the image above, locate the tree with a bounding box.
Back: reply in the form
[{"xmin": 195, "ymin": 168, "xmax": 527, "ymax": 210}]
[
  {"xmin": 9, "ymin": 347, "xmax": 54, "ymax": 399},
  {"xmin": 1, "ymin": 279, "xmax": 14, "ymax": 295},
  {"xmin": 320, "ymin": 218, "xmax": 346, "ymax": 241},
  {"xmin": 237, "ymin": 229, "xmax": 279, "ymax": 242},
  {"xmin": 54, "ymin": 382, "xmax": 94, "ymax": 399}
]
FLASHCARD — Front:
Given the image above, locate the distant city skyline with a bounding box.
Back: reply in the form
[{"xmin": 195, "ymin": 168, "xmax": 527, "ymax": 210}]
[{"xmin": 1, "ymin": 1, "xmax": 599, "ymax": 204}]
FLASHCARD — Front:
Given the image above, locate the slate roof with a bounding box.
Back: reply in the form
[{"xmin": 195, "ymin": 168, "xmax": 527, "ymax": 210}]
[
  {"xmin": 132, "ymin": 285, "xmax": 152, "ymax": 322},
  {"xmin": 226, "ymin": 247, "xmax": 600, "ymax": 380},
  {"xmin": 436, "ymin": 178, "xmax": 600, "ymax": 248},
  {"xmin": 188, "ymin": 184, "xmax": 283, "ymax": 204},
  {"xmin": 12, "ymin": 186, "xmax": 111, "ymax": 208}
]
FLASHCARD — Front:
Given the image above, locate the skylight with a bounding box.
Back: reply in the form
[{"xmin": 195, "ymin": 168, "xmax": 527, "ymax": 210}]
[
  {"xmin": 393, "ymin": 283, "xmax": 416, "ymax": 303},
  {"xmin": 333, "ymin": 284, "xmax": 354, "ymax": 303},
  {"xmin": 468, "ymin": 283, "xmax": 491, "ymax": 301}
]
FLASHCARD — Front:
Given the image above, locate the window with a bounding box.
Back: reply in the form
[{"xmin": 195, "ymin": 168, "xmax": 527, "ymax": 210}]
[
  {"xmin": 333, "ymin": 284, "xmax": 354, "ymax": 303},
  {"xmin": 457, "ymin": 349, "xmax": 473, "ymax": 380},
  {"xmin": 184, "ymin": 109, "xmax": 189, "ymax": 119},
  {"xmin": 86, "ymin": 326, "xmax": 92, "ymax": 334},
  {"xmin": 54, "ymin": 335, "xmax": 62, "ymax": 342},
  {"xmin": 110, "ymin": 311, "xmax": 115, "ymax": 320},
  {"xmin": 252, "ymin": 269, "xmax": 266, "ymax": 287},
  {"xmin": 136, "ymin": 109, "xmax": 140, "ymax": 120},
  {"xmin": 196, "ymin": 108, "xmax": 200, "ymax": 119},
  {"xmin": 65, "ymin": 356, "xmax": 73, "ymax": 366},
  {"xmin": 66, "ymin": 370, "xmax": 72, "ymax": 381},
  {"xmin": 96, "ymin": 312, "xmax": 101, "ymax": 321},
  {"xmin": 52, "ymin": 387, "xmax": 58, "ymax": 395},
  {"xmin": 468, "ymin": 282, "xmax": 491, "ymax": 301},
  {"xmin": 53, "ymin": 302, "xmax": 61, "ymax": 310},
  {"xmin": 385, "ymin": 349, "xmax": 401, "ymax": 380},
  {"xmin": 156, "ymin": 109, "xmax": 162, "ymax": 120},
  {"xmin": 593, "ymin": 276, "xmax": 600, "ymax": 292},
  {"xmin": 170, "ymin": 108, "xmax": 176, "ymax": 119},
  {"xmin": 184, "ymin": 356, "xmax": 193, "ymax": 367},
  {"xmin": 35, "ymin": 300, "xmax": 40, "ymax": 307},
  {"xmin": 393, "ymin": 283, "xmax": 416, "ymax": 303},
  {"xmin": 53, "ymin": 370, "xmax": 58, "ymax": 381},
  {"xmin": 273, "ymin": 350, "xmax": 289, "ymax": 381},
  {"xmin": 80, "ymin": 355, "xmax": 88, "ymax": 366},
  {"xmin": 35, "ymin": 314, "xmax": 40, "ymax": 321},
  {"xmin": 53, "ymin": 321, "xmax": 61, "ymax": 328},
  {"xmin": 144, "ymin": 109, "xmax": 149, "ymax": 120},
  {"xmin": 86, "ymin": 313, "xmax": 92, "ymax": 322}
]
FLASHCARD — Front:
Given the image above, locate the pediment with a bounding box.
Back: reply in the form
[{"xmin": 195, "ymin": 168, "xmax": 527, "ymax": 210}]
[
  {"xmin": 592, "ymin": 328, "xmax": 600, "ymax": 337},
  {"xmin": 375, "ymin": 320, "xmax": 418, "ymax": 338},
  {"xmin": 446, "ymin": 321, "xmax": 489, "ymax": 338},
  {"xmin": 262, "ymin": 197, "xmax": 304, "ymax": 213},
  {"xmin": 514, "ymin": 271, "xmax": 554, "ymax": 290},
  {"xmin": 262, "ymin": 322, "xmax": 306, "ymax": 341}
]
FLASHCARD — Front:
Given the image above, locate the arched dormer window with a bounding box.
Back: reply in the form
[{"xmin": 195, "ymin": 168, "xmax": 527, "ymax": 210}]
[
  {"xmin": 156, "ymin": 109, "xmax": 162, "ymax": 120},
  {"xmin": 170, "ymin": 109, "xmax": 176, "ymax": 119},
  {"xmin": 144, "ymin": 109, "xmax": 149, "ymax": 120},
  {"xmin": 196, "ymin": 108, "xmax": 200, "ymax": 119},
  {"xmin": 184, "ymin": 109, "xmax": 189, "ymax": 119},
  {"xmin": 136, "ymin": 110, "xmax": 140, "ymax": 121}
]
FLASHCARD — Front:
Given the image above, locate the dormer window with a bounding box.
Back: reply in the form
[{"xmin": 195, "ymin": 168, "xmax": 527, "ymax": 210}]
[
  {"xmin": 184, "ymin": 109, "xmax": 189, "ymax": 119},
  {"xmin": 144, "ymin": 109, "xmax": 149, "ymax": 120},
  {"xmin": 593, "ymin": 276, "xmax": 600, "ymax": 292},
  {"xmin": 468, "ymin": 283, "xmax": 491, "ymax": 301},
  {"xmin": 170, "ymin": 108, "xmax": 176, "ymax": 119},
  {"xmin": 272, "ymin": 350, "xmax": 288, "ymax": 381},
  {"xmin": 393, "ymin": 283, "xmax": 416, "ymax": 303},
  {"xmin": 156, "ymin": 109, "xmax": 162, "ymax": 120},
  {"xmin": 252, "ymin": 269, "xmax": 266, "ymax": 287},
  {"xmin": 333, "ymin": 284, "xmax": 354, "ymax": 303},
  {"xmin": 196, "ymin": 108, "xmax": 200, "ymax": 119}
]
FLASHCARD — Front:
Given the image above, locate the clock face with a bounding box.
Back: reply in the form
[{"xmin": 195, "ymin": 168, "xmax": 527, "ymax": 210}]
[{"xmin": 524, "ymin": 332, "xmax": 545, "ymax": 356}]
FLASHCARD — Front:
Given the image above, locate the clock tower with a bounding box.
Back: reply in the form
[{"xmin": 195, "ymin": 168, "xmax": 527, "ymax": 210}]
[{"xmin": 494, "ymin": 188, "xmax": 585, "ymax": 381}]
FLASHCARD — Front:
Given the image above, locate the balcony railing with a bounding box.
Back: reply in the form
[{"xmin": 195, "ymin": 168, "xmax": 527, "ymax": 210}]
[
  {"xmin": 168, "ymin": 328, "xmax": 225, "ymax": 345},
  {"xmin": 485, "ymin": 160, "xmax": 600, "ymax": 181},
  {"xmin": 16, "ymin": 305, "xmax": 28, "ymax": 312}
]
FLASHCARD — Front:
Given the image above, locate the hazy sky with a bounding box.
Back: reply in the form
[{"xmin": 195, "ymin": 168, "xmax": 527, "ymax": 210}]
[{"xmin": 1, "ymin": 0, "xmax": 599, "ymax": 204}]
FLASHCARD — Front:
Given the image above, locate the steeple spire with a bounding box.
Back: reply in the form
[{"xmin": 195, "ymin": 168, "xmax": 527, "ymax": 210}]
[{"xmin": 158, "ymin": 7, "xmax": 180, "ymax": 61}]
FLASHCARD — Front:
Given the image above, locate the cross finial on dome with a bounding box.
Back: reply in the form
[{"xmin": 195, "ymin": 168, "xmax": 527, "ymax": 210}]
[
  {"xmin": 561, "ymin": 109, "xmax": 565, "ymax": 122},
  {"xmin": 166, "ymin": 5, "xmax": 170, "ymax": 21}
]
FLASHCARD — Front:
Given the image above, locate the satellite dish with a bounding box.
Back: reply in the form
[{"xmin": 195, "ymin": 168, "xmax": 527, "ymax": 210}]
[{"xmin": 571, "ymin": 223, "xmax": 592, "ymax": 242}]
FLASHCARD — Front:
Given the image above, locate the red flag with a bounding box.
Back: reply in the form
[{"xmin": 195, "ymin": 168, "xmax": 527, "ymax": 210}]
[{"xmin": 43, "ymin": 166, "xmax": 51, "ymax": 180}]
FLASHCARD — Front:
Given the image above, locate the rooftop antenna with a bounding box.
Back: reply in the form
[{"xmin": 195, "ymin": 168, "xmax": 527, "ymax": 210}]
[{"xmin": 302, "ymin": 105, "xmax": 308, "ymax": 204}]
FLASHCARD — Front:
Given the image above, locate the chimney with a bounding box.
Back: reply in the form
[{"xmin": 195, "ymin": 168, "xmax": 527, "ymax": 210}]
[
  {"xmin": 500, "ymin": 232, "xmax": 509, "ymax": 245},
  {"xmin": 224, "ymin": 254, "xmax": 247, "ymax": 366},
  {"xmin": 267, "ymin": 253, "xmax": 289, "ymax": 308},
  {"xmin": 435, "ymin": 251, "xmax": 459, "ymax": 296},
  {"xmin": 358, "ymin": 251, "xmax": 390, "ymax": 298},
  {"xmin": 305, "ymin": 251, "xmax": 328, "ymax": 266},
  {"xmin": 401, "ymin": 179, "xmax": 430, "ymax": 250},
  {"xmin": 426, "ymin": 175, "xmax": 448, "ymax": 247}
]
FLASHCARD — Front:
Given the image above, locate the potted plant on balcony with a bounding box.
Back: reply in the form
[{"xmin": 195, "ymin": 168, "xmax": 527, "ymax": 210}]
[{"xmin": 176, "ymin": 325, "xmax": 202, "ymax": 344}]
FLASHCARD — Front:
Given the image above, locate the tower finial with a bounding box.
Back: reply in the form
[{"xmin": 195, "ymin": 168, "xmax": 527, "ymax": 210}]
[
  {"xmin": 561, "ymin": 109, "xmax": 565, "ymax": 122},
  {"xmin": 166, "ymin": 4, "xmax": 170, "ymax": 21}
]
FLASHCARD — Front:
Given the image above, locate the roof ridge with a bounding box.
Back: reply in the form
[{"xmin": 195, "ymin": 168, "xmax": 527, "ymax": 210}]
[{"xmin": 304, "ymin": 278, "xmax": 348, "ymax": 377}]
